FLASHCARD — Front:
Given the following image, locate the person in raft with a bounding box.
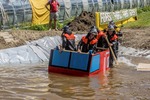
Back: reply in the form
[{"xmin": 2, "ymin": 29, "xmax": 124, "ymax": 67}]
[
  {"xmin": 104, "ymin": 25, "xmax": 118, "ymax": 67},
  {"xmin": 45, "ymin": 0, "xmax": 59, "ymax": 31},
  {"xmin": 91, "ymin": 26, "xmax": 106, "ymax": 49},
  {"xmin": 59, "ymin": 26, "xmax": 76, "ymax": 51},
  {"xmin": 108, "ymin": 20, "xmax": 123, "ymax": 37},
  {"xmin": 77, "ymin": 27, "xmax": 98, "ymax": 53}
]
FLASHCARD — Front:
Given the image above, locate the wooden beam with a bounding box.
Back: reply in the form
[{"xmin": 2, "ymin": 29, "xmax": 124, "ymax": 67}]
[{"xmin": 137, "ymin": 63, "xmax": 150, "ymax": 71}]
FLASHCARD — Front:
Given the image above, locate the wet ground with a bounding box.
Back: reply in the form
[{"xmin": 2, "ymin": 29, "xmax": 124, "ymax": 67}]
[{"xmin": 0, "ymin": 55, "xmax": 150, "ymax": 100}]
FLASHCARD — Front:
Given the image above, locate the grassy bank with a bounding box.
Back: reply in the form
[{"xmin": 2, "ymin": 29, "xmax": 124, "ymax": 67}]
[
  {"xmin": 124, "ymin": 7, "xmax": 150, "ymax": 28},
  {"xmin": 20, "ymin": 17, "xmax": 74, "ymax": 31}
]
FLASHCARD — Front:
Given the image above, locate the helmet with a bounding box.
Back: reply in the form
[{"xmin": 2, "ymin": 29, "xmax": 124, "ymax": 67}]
[
  {"xmin": 109, "ymin": 20, "xmax": 115, "ymax": 25},
  {"xmin": 63, "ymin": 25, "xmax": 72, "ymax": 34},
  {"xmin": 90, "ymin": 26, "xmax": 100, "ymax": 33},
  {"xmin": 89, "ymin": 27, "xmax": 98, "ymax": 35},
  {"xmin": 90, "ymin": 26, "xmax": 97, "ymax": 29},
  {"xmin": 63, "ymin": 25, "xmax": 69, "ymax": 33},
  {"xmin": 108, "ymin": 25, "xmax": 115, "ymax": 31}
]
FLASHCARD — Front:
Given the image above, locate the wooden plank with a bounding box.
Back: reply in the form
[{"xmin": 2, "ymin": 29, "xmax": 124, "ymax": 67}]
[
  {"xmin": 137, "ymin": 63, "xmax": 150, "ymax": 71},
  {"xmin": 63, "ymin": 49, "xmax": 89, "ymax": 54}
]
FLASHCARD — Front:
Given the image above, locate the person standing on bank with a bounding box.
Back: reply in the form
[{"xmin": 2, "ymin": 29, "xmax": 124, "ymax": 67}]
[{"xmin": 45, "ymin": 0, "xmax": 59, "ymax": 31}]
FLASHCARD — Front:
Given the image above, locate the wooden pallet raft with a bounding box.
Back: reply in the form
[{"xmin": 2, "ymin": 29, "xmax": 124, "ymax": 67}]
[{"xmin": 137, "ymin": 63, "xmax": 150, "ymax": 71}]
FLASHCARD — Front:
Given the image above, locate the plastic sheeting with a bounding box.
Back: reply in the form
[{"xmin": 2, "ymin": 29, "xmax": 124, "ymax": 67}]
[
  {"xmin": 0, "ymin": 34, "xmax": 84, "ymax": 65},
  {"xmin": 63, "ymin": 0, "xmax": 71, "ymax": 19},
  {"xmin": 0, "ymin": 45, "xmax": 42, "ymax": 65},
  {"xmin": 0, "ymin": 0, "xmax": 32, "ymax": 29}
]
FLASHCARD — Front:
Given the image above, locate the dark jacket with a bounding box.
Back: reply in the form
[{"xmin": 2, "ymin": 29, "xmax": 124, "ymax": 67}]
[
  {"xmin": 62, "ymin": 31, "xmax": 76, "ymax": 51},
  {"xmin": 77, "ymin": 36, "xmax": 98, "ymax": 53},
  {"xmin": 103, "ymin": 31, "xmax": 118, "ymax": 48},
  {"xmin": 105, "ymin": 31, "xmax": 119, "ymax": 67}
]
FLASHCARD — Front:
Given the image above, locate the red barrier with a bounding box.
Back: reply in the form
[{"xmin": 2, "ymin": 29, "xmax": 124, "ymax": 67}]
[
  {"xmin": 99, "ymin": 49, "xmax": 110, "ymax": 72},
  {"xmin": 48, "ymin": 66, "xmax": 89, "ymax": 76}
]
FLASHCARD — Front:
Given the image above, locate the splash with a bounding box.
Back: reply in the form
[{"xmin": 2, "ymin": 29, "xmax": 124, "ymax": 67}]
[
  {"xmin": 119, "ymin": 46, "xmax": 150, "ymax": 58},
  {"xmin": 118, "ymin": 56, "xmax": 136, "ymax": 67}
]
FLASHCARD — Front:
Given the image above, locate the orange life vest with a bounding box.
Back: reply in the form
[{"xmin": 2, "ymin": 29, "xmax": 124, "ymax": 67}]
[
  {"xmin": 63, "ymin": 33, "xmax": 75, "ymax": 40},
  {"xmin": 111, "ymin": 34, "xmax": 118, "ymax": 41},
  {"xmin": 82, "ymin": 36, "xmax": 98, "ymax": 45},
  {"xmin": 96, "ymin": 31, "xmax": 105, "ymax": 40}
]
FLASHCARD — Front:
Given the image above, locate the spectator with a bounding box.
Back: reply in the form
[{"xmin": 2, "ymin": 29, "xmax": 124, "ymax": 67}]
[{"xmin": 45, "ymin": 0, "xmax": 59, "ymax": 31}]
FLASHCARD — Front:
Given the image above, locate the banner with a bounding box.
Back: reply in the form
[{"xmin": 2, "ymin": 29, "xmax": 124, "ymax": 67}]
[
  {"xmin": 95, "ymin": 9, "xmax": 138, "ymax": 30},
  {"xmin": 29, "ymin": 0, "xmax": 49, "ymax": 25}
]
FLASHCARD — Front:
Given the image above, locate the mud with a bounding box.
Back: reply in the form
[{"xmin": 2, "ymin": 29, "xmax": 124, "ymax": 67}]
[
  {"xmin": 68, "ymin": 11, "xmax": 95, "ymax": 31},
  {"xmin": 122, "ymin": 28, "xmax": 150, "ymax": 50},
  {"xmin": 0, "ymin": 30, "xmax": 62, "ymax": 49}
]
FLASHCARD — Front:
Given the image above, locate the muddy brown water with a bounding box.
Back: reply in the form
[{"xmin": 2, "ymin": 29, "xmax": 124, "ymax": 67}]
[{"xmin": 0, "ymin": 56, "xmax": 150, "ymax": 100}]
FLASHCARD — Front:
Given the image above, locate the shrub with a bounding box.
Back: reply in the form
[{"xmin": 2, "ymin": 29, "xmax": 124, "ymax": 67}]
[{"xmin": 137, "ymin": 6, "xmax": 150, "ymax": 14}]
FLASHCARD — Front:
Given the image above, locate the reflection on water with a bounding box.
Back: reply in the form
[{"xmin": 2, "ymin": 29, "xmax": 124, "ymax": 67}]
[
  {"xmin": 0, "ymin": 57, "xmax": 150, "ymax": 100},
  {"xmin": 0, "ymin": 65, "xmax": 50, "ymax": 100},
  {"xmin": 0, "ymin": 64, "xmax": 119, "ymax": 100},
  {"xmin": 47, "ymin": 69, "xmax": 124, "ymax": 100},
  {"xmin": 48, "ymin": 72, "xmax": 111, "ymax": 100}
]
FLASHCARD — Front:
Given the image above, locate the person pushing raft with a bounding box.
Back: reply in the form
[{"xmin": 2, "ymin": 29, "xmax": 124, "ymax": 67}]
[{"xmin": 104, "ymin": 25, "xmax": 119, "ymax": 67}]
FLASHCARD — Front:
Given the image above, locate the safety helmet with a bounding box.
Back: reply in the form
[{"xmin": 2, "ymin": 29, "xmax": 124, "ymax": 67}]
[
  {"xmin": 90, "ymin": 26, "xmax": 97, "ymax": 30},
  {"xmin": 89, "ymin": 27, "xmax": 98, "ymax": 35},
  {"xmin": 109, "ymin": 20, "xmax": 115, "ymax": 25},
  {"xmin": 90, "ymin": 26, "xmax": 100, "ymax": 33},
  {"xmin": 63, "ymin": 25, "xmax": 69, "ymax": 33},
  {"xmin": 108, "ymin": 25, "xmax": 115, "ymax": 31}
]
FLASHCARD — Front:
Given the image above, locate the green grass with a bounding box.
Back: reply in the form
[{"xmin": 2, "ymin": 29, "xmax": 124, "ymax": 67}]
[
  {"xmin": 20, "ymin": 22, "xmax": 61, "ymax": 31},
  {"xmin": 20, "ymin": 17, "xmax": 75, "ymax": 31},
  {"xmin": 124, "ymin": 6, "xmax": 150, "ymax": 28}
]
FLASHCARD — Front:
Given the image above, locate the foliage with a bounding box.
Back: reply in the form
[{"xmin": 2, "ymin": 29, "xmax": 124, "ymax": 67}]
[
  {"xmin": 137, "ymin": 6, "xmax": 150, "ymax": 14},
  {"xmin": 124, "ymin": 6, "xmax": 150, "ymax": 28},
  {"xmin": 20, "ymin": 17, "xmax": 74, "ymax": 31},
  {"xmin": 63, "ymin": 17, "xmax": 75, "ymax": 26},
  {"xmin": 29, "ymin": 24, "xmax": 49, "ymax": 31}
]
